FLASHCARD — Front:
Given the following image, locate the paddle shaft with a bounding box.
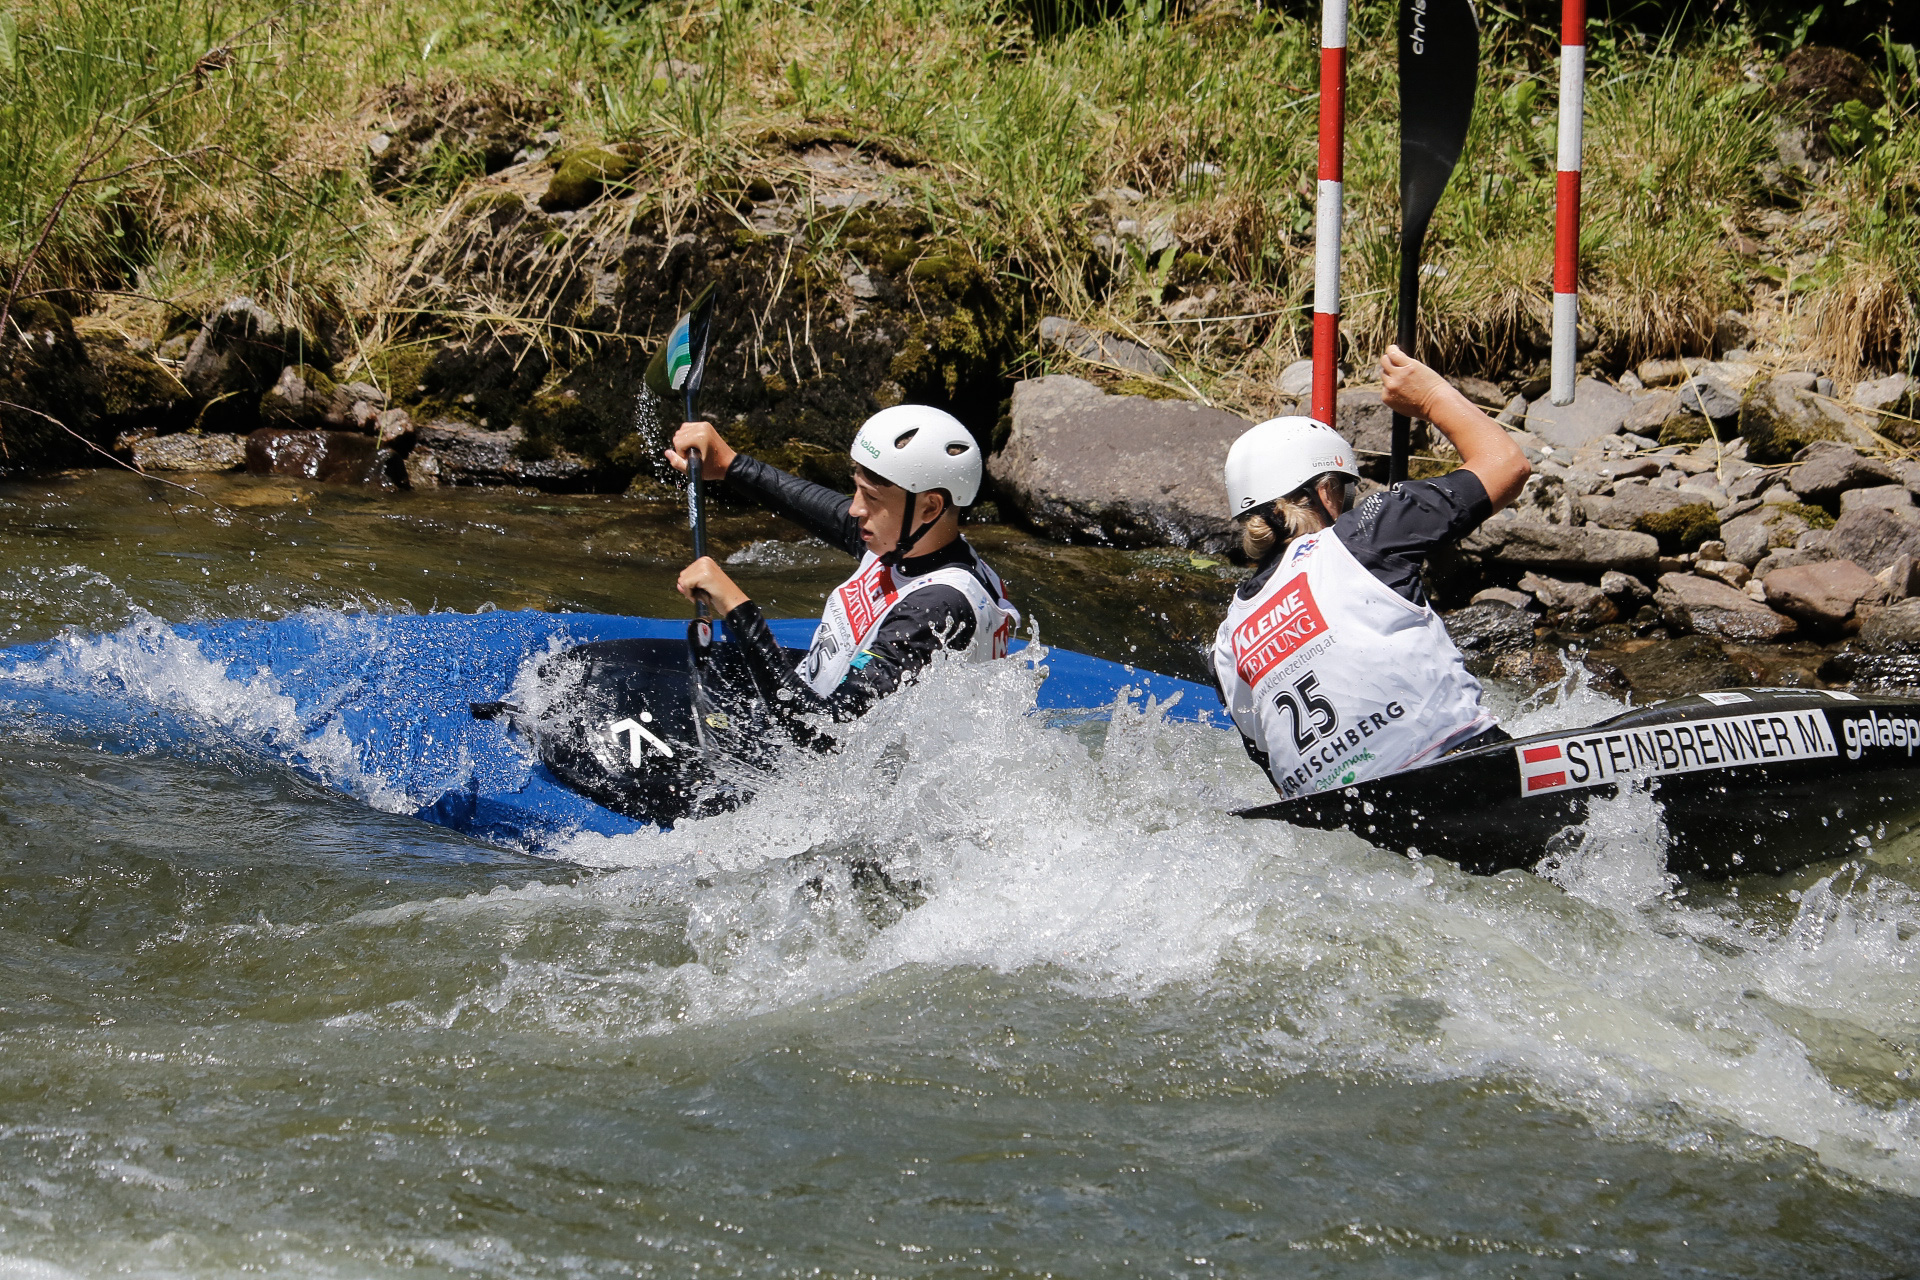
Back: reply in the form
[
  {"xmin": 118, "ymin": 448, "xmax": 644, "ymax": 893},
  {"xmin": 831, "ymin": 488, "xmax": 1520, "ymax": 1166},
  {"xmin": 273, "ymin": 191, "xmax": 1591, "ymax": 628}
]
[
  {"xmin": 1389, "ymin": 273, "xmax": 1418, "ymax": 485},
  {"xmin": 686, "ymin": 384, "xmax": 711, "ymax": 638}
]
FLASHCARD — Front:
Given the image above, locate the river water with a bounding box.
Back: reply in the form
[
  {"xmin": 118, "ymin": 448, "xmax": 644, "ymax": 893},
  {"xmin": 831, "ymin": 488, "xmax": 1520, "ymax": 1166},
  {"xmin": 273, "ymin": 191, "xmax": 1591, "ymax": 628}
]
[{"xmin": 2, "ymin": 470, "xmax": 1919, "ymax": 1276}]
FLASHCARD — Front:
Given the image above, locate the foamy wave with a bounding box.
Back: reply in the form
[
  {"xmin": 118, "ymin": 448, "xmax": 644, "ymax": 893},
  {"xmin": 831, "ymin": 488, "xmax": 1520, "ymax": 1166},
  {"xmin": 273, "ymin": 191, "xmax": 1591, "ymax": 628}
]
[{"xmin": 0, "ymin": 610, "xmax": 415, "ymax": 812}]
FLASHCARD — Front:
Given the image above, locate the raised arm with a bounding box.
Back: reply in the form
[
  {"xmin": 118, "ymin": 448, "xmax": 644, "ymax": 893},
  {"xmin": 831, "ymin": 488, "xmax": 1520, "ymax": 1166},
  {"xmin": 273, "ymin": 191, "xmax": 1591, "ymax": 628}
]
[
  {"xmin": 668, "ymin": 421, "xmax": 862, "ymax": 555},
  {"xmin": 1378, "ymin": 346, "xmax": 1531, "ymax": 510}
]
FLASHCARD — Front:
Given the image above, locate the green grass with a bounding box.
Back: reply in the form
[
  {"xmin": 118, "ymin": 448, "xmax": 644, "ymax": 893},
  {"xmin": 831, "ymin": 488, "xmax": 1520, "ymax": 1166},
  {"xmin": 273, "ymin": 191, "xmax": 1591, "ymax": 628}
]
[{"xmin": 0, "ymin": 0, "xmax": 1913, "ymax": 411}]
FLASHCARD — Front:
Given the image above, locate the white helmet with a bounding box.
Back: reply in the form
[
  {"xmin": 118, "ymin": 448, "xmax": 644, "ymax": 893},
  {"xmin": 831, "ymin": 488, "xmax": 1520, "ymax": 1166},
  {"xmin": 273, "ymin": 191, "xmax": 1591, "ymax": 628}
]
[
  {"xmin": 850, "ymin": 404, "xmax": 983, "ymax": 507},
  {"xmin": 1223, "ymin": 415, "xmax": 1359, "ymax": 516}
]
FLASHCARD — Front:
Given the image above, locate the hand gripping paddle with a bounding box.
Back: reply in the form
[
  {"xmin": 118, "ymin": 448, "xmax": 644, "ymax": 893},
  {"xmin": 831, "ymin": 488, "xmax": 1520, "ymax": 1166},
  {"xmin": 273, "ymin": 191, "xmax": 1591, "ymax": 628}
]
[
  {"xmin": 645, "ymin": 282, "xmax": 720, "ymax": 657},
  {"xmin": 1390, "ymin": 0, "xmax": 1480, "ymax": 483}
]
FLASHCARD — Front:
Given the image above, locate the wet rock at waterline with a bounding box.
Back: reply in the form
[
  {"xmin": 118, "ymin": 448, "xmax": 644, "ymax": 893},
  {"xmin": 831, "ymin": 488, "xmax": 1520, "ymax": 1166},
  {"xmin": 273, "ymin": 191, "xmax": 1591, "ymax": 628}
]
[
  {"xmin": 1655, "ymin": 571, "xmax": 1798, "ymax": 641},
  {"xmin": 1820, "ymin": 597, "xmax": 1920, "ymax": 687},
  {"xmin": 1517, "ymin": 572, "xmax": 1618, "ymax": 629},
  {"xmin": 1441, "ymin": 603, "xmax": 1535, "ymax": 654},
  {"xmin": 989, "ymin": 375, "xmax": 1241, "ymax": 551},
  {"xmin": 132, "ymin": 432, "xmax": 248, "ymax": 472},
  {"xmin": 1523, "ymin": 377, "xmax": 1631, "ymax": 449},
  {"xmin": 246, "ymin": 429, "xmax": 393, "ymax": 486},
  {"xmin": 403, "ymin": 420, "xmax": 592, "ymax": 489}
]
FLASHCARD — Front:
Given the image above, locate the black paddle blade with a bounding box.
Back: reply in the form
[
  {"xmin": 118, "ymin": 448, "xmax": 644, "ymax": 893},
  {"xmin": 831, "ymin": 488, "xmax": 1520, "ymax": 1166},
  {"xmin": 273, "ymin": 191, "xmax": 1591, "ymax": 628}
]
[
  {"xmin": 1391, "ymin": 0, "xmax": 1480, "ymax": 483},
  {"xmin": 643, "ymin": 281, "xmax": 720, "ymax": 404}
]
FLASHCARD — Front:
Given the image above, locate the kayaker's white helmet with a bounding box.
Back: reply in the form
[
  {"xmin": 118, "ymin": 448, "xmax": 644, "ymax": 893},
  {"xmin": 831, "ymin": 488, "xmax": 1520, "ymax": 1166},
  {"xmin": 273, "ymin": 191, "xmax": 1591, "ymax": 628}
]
[
  {"xmin": 850, "ymin": 404, "xmax": 982, "ymax": 507},
  {"xmin": 1224, "ymin": 415, "xmax": 1359, "ymax": 516}
]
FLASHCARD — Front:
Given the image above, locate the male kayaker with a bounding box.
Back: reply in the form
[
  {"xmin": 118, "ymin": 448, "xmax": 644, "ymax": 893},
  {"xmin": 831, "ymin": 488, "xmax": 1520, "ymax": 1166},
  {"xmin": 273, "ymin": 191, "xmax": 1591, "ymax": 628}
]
[
  {"xmin": 1212, "ymin": 345, "xmax": 1532, "ymax": 800},
  {"xmin": 666, "ymin": 405, "xmax": 1019, "ymax": 720}
]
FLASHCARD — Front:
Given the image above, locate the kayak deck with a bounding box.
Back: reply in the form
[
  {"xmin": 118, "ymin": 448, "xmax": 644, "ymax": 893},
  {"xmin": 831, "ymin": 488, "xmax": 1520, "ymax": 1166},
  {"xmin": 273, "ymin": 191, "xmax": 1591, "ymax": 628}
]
[{"xmin": 1240, "ymin": 688, "xmax": 1920, "ymax": 878}]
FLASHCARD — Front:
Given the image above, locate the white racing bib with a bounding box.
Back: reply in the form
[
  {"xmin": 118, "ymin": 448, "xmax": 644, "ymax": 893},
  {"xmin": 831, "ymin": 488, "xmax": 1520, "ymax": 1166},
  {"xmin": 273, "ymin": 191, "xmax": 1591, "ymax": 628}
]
[
  {"xmin": 801, "ymin": 546, "xmax": 1018, "ymax": 697},
  {"xmin": 1213, "ymin": 528, "xmax": 1492, "ymax": 799}
]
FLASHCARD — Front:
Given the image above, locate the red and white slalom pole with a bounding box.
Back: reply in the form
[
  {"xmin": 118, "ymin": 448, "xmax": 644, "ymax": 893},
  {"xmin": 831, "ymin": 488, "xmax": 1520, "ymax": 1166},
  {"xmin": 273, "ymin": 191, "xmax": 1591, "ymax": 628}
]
[
  {"xmin": 1549, "ymin": 0, "xmax": 1586, "ymax": 406},
  {"xmin": 1310, "ymin": 0, "xmax": 1347, "ymax": 427}
]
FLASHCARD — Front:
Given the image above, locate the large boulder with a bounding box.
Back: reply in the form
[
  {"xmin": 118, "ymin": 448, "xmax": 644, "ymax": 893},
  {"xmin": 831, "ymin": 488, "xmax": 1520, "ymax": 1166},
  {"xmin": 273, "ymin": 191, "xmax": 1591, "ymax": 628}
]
[
  {"xmin": 1453, "ymin": 518, "xmax": 1660, "ymax": 575},
  {"xmin": 1761, "ymin": 559, "xmax": 1886, "ymax": 633},
  {"xmin": 1582, "ymin": 483, "xmax": 1710, "ymax": 529},
  {"xmin": 988, "ymin": 375, "xmax": 1245, "ymax": 550},
  {"xmin": 1787, "ymin": 440, "xmax": 1897, "ymax": 504},
  {"xmin": 1523, "ymin": 377, "xmax": 1631, "ymax": 450},
  {"xmin": 1738, "ymin": 374, "xmax": 1878, "ymax": 464},
  {"xmin": 131, "ymin": 432, "xmax": 247, "ymax": 472},
  {"xmin": 1654, "ymin": 572, "xmax": 1798, "ymax": 641},
  {"xmin": 1827, "ymin": 503, "xmax": 1920, "ymax": 576}
]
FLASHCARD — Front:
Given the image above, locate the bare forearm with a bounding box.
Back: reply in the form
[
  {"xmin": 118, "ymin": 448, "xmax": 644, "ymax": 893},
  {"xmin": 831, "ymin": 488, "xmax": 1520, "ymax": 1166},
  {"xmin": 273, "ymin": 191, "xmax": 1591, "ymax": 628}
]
[{"xmin": 1378, "ymin": 345, "xmax": 1530, "ymax": 510}]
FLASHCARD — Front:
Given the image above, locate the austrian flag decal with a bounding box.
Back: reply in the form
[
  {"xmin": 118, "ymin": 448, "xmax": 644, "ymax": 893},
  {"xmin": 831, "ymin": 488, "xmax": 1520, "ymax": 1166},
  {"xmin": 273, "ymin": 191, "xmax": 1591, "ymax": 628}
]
[
  {"xmin": 1518, "ymin": 743, "xmax": 1568, "ymax": 793},
  {"xmin": 1231, "ymin": 575, "xmax": 1329, "ymax": 687}
]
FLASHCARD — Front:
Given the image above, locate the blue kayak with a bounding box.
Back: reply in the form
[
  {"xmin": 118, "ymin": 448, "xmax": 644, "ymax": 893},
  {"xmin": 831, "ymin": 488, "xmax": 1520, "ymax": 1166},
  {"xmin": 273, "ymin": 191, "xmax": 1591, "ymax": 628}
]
[{"xmin": 0, "ymin": 611, "xmax": 1214, "ymax": 852}]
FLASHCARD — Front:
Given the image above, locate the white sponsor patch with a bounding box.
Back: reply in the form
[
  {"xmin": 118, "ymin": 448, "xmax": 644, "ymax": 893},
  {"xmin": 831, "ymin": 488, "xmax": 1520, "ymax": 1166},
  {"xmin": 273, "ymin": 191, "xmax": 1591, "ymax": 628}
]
[
  {"xmin": 1698, "ymin": 691, "xmax": 1751, "ymax": 706},
  {"xmin": 1515, "ymin": 709, "xmax": 1837, "ymax": 797}
]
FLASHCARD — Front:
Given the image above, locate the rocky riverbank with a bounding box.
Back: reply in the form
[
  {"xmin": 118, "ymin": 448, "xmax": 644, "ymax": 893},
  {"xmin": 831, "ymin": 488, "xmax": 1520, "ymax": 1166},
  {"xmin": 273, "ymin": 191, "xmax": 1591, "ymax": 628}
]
[{"xmin": 1, "ymin": 27, "xmax": 1914, "ymax": 698}]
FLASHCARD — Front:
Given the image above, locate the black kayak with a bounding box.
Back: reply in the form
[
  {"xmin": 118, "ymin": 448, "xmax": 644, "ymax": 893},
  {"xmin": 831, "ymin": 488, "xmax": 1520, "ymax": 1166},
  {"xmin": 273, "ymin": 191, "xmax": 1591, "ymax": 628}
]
[{"xmin": 1238, "ymin": 688, "xmax": 1920, "ymax": 878}]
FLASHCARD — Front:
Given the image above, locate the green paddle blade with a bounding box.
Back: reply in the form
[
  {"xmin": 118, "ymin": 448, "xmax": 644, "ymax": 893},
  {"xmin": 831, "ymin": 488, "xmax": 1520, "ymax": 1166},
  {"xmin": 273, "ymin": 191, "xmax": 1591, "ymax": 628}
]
[{"xmin": 644, "ymin": 282, "xmax": 719, "ymax": 401}]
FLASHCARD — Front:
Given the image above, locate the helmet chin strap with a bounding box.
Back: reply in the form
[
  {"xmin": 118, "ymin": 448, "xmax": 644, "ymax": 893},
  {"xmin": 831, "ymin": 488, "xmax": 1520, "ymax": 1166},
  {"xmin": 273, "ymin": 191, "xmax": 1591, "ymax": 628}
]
[{"xmin": 882, "ymin": 490, "xmax": 940, "ymax": 567}]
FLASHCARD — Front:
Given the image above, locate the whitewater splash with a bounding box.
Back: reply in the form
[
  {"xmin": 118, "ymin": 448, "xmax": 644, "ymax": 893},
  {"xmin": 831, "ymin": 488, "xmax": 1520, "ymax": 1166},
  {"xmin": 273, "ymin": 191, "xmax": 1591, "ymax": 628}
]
[{"xmin": 4, "ymin": 611, "xmax": 1920, "ymax": 1195}]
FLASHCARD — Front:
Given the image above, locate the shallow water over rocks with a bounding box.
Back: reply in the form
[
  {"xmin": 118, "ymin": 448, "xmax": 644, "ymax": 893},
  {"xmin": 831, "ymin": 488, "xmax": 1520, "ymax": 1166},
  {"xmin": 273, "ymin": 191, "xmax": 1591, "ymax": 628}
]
[{"xmin": 2, "ymin": 471, "xmax": 1920, "ymax": 1276}]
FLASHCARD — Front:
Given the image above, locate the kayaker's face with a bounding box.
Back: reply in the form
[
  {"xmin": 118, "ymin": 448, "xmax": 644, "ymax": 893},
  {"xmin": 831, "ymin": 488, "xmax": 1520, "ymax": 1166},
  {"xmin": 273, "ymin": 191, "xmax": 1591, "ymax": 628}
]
[{"xmin": 850, "ymin": 472, "xmax": 910, "ymax": 555}]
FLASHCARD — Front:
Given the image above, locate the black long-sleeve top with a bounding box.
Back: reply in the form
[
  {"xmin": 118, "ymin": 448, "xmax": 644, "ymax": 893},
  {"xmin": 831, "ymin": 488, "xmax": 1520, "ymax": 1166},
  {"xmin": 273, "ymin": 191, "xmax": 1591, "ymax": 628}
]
[{"xmin": 720, "ymin": 453, "xmax": 1001, "ymax": 722}]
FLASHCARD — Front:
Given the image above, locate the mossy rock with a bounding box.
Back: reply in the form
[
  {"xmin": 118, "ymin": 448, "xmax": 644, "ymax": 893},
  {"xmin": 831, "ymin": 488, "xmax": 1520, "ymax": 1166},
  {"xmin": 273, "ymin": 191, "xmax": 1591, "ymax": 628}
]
[
  {"xmin": 370, "ymin": 345, "xmax": 435, "ymax": 403},
  {"xmin": 539, "ymin": 146, "xmax": 642, "ymax": 213},
  {"xmin": 1775, "ymin": 501, "xmax": 1835, "ymax": 537},
  {"xmin": 1633, "ymin": 502, "xmax": 1721, "ymax": 553},
  {"xmin": 517, "ymin": 390, "xmax": 610, "ymax": 460},
  {"xmin": 461, "ymin": 190, "xmax": 527, "ymax": 220},
  {"xmin": 1170, "ymin": 252, "xmax": 1224, "ymax": 287},
  {"xmin": 1738, "ymin": 382, "xmax": 1853, "ymax": 464},
  {"xmin": 1658, "ymin": 414, "xmax": 1715, "ymax": 446},
  {"xmin": 81, "ymin": 333, "xmax": 185, "ymax": 430}
]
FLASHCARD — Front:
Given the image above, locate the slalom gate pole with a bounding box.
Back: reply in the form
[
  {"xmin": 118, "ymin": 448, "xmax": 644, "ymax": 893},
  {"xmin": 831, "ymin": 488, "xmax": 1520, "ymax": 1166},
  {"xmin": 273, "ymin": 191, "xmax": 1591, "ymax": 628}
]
[
  {"xmin": 1310, "ymin": 0, "xmax": 1348, "ymax": 427},
  {"xmin": 1549, "ymin": 0, "xmax": 1586, "ymax": 406}
]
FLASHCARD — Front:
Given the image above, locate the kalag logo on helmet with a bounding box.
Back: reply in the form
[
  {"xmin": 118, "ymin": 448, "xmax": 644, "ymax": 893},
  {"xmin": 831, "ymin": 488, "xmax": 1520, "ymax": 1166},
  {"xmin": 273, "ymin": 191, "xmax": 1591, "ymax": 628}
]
[{"xmin": 860, "ymin": 438, "xmax": 881, "ymax": 458}]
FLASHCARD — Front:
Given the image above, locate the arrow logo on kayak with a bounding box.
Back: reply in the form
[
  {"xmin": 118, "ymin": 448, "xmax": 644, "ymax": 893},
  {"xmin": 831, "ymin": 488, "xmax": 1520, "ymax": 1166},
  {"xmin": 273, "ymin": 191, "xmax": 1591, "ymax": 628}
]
[{"xmin": 609, "ymin": 713, "xmax": 675, "ymax": 765}]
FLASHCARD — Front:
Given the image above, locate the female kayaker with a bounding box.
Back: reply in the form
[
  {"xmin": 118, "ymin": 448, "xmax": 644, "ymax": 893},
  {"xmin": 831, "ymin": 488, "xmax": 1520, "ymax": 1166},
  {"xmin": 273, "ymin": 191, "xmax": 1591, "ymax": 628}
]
[
  {"xmin": 1213, "ymin": 345, "xmax": 1532, "ymax": 800},
  {"xmin": 666, "ymin": 405, "xmax": 1019, "ymax": 721}
]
